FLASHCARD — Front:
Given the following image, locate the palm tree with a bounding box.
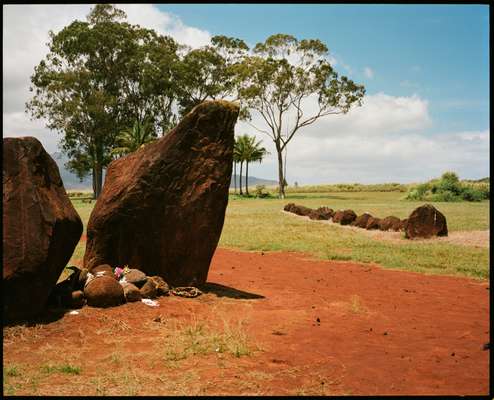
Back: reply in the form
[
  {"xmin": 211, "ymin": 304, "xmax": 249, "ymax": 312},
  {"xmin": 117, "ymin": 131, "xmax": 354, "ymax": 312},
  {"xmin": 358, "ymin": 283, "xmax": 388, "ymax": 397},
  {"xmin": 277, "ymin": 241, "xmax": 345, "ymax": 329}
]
[
  {"xmin": 243, "ymin": 136, "xmax": 268, "ymax": 196},
  {"xmin": 233, "ymin": 137, "xmax": 242, "ymax": 194},
  {"xmin": 234, "ymin": 134, "xmax": 269, "ymax": 196},
  {"xmin": 111, "ymin": 119, "xmax": 156, "ymax": 157},
  {"xmin": 235, "ymin": 135, "xmax": 249, "ymax": 196}
]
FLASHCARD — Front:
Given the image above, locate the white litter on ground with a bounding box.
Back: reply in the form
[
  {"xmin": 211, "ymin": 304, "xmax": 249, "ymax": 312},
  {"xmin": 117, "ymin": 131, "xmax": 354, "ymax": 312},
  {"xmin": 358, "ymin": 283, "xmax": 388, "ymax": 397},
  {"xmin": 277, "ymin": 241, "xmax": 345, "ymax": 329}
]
[
  {"xmin": 141, "ymin": 298, "xmax": 159, "ymax": 307},
  {"xmin": 68, "ymin": 310, "xmax": 80, "ymax": 315}
]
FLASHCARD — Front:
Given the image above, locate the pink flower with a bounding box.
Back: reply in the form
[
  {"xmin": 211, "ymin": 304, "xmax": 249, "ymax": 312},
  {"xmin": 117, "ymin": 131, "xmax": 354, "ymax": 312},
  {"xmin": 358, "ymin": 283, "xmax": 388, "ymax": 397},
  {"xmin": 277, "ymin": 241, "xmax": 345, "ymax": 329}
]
[{"xmin": 114, "ymin": 267, "xmax": 124, "ymax": 279}]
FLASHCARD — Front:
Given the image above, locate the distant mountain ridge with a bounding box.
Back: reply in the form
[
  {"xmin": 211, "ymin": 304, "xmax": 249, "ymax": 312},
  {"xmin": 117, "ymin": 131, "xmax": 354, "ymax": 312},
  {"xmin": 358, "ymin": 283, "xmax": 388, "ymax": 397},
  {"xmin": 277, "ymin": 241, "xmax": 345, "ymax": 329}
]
[{"xmin": 51, "ymin": 152, "xmax": 277, "ymax": 190}]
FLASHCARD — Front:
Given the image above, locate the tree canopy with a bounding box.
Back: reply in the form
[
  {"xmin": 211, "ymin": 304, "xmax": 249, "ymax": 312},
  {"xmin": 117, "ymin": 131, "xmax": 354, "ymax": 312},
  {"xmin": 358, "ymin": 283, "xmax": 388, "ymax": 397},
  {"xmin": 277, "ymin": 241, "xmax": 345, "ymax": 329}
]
[
  {"xmin": 235, "ymin": 34, "xmax": 365, "ymax": 198},
  {"xmin": 27, "ymin": 6, "xmax": 365, "ymax": 199}
]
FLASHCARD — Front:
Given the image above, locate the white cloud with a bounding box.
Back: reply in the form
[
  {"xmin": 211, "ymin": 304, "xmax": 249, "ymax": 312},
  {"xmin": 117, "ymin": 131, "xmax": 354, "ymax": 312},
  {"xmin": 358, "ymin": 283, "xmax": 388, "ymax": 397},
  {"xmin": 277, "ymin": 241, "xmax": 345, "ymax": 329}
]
[
  {"xmin": 3, "ymin": 5, "xmax": 489, "ymax": 185},
  {"xmin": 117, "ymin": 4, "xmax": 211, "ymax": 48},
  {"xmin": 363, "ymin": 66, "xmax": 374, "ymax": 79},
  {"xmin": 236, "ymin": 93, "xmax": 489, "ymax": 184},
  {"xmin": 3, "ymin": 4, "xmax": 211, "ymax": 153}
]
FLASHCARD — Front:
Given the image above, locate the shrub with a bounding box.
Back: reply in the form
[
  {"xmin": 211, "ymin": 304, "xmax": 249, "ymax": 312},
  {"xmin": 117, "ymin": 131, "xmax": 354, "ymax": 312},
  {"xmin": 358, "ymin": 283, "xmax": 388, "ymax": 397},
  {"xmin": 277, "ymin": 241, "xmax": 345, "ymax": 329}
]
[
  {"xmin": 404, "ymin": 171, "xmax": 489, "ymax": 202},
  {"xmin": 254, "ymin": 185, "xmax": 271, "ymax": 198}
]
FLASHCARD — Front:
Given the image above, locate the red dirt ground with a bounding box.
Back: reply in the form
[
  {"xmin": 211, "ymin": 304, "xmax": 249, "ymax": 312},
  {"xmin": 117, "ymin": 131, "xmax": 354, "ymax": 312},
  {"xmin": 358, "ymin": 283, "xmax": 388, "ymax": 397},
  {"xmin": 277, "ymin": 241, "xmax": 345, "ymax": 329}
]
[{"xmin": 3, "ymin": 248, "xmax": 490, "ymax": 396}]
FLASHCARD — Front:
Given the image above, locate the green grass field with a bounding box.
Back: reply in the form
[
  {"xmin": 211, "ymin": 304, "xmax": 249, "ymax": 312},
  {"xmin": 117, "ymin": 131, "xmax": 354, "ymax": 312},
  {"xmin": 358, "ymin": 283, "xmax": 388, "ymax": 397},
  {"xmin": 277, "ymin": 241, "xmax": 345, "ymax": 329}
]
[{"xmin": 69, "ymin": 191, "xmax": 489, "ymax": 280}]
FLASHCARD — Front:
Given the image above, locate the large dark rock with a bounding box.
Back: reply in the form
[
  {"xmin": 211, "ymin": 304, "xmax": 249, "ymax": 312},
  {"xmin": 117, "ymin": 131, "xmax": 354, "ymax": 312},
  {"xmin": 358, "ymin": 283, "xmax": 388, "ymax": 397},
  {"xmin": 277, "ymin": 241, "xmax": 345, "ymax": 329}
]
[
  {"xmin": 283, "ymin": 203, "xmax": 296, "ymax": 212},
  {"xmin": 351, "ymin": 213, "xmax": 373, "ymax": 228},
  {"xmin": 309, "ymin": 207, "xmax": 334, "ymax": 220},
  {"xmin": 379, "ymin": 216, "xmax": 403, "ymax": 231},
  {"xmin": 365, "ymin": 217, "xmax": 382, "ymax": 230},
  {"xmin": 120, "ymin": 282, "xmax": 142, "ymax": 302},
  {"xmin": 84, "ymin": 276, "xmax": 125, "ymax": 308},
  {"xmin": 83, "ymin": 101, "xmax": 239, "ymax": 287},
  {"xmin": 332, "ymin": 209, "xmax": 357, "ymax": 225},
  {"xmin": 91, "ymin": 264, "xmax": 115, "ymax": 278},
  {"xmin": 3, "ymin": 137, "xmax": 83, "ymax": 322},
  {"xmin": 124, "ymin": 269, "xmax": 148, "ymax": 288},
  {"xmin": 285, "ymin": 204, "xmax": 312, "ymax": 217},
  {"xmin": 405, "ymin": 204, "xmax": 448, "ymax": 239}
]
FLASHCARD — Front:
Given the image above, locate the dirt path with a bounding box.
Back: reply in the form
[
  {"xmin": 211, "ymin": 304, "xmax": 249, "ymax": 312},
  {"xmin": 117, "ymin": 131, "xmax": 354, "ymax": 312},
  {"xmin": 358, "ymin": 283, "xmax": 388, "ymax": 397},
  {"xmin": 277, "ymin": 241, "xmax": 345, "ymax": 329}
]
[
  {"xmin": 3, "ymin": 248, "xmax": 489, "ymax": 396},
  {"xmin": 283, "ymin": 211, "xmax": 490, "ymax": 248}
]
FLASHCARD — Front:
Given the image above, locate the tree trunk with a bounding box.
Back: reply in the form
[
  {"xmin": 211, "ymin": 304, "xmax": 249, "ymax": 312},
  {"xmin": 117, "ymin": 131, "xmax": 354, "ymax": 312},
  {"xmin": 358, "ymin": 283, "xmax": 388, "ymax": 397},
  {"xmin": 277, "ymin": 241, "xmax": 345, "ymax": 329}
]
[
  {"xmin": 239, "ymin": 161, "xmax": 244, "ymax": 195},
  {"xmin": 233, "ymin": 161, "xmax": 237, "ymax": 194},
  {"xmin": 92, "ymin": 142, "xmax": 104, "ymax": 199},
  {"xmin": 246, "ymin": 161, "xmax": 249, "ymax": 196},
  {"xmin": 93, "ymin": 163, "xmax": 103, "ymax": 199},
  {"xmin": 276, "ymin": 144, "xmax": 285, "ymax": 199}
]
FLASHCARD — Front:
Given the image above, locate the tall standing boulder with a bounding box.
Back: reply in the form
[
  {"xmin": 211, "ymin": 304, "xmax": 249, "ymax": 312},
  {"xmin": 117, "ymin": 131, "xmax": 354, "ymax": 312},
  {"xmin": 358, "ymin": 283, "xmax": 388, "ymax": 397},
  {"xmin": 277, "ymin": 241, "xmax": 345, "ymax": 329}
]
[
  {"xmin": 83, "ymin": 100, "xmax": 239, "ymax": 286},
  {"xmin": 405, "ymin": 204, "xmax": 448, "ymax": 239},
  {"xmin": 3, "ymin": 137, "xmax": 83, "ymax": 321}
]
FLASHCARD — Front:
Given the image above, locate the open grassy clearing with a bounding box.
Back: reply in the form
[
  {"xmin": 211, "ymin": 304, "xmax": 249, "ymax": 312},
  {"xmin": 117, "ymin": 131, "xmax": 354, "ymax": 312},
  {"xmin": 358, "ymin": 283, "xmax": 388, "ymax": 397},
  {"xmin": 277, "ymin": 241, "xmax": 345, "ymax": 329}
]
[{"xmin": 68, "ymin": 191, "xmax": 489, "ymax": 279}]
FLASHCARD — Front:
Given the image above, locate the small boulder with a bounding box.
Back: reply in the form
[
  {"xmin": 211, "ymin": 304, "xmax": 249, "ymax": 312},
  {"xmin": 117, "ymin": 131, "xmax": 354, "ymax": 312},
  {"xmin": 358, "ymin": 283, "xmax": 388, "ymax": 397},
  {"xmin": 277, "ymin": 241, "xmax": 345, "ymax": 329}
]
[
  {"xmin": 120, "ymin": 282, "xmax": 142, "ymax": 302},
  {"xmin": 405, "ymin": 204, "xmax": 448, "ymax": 239},
  {"xmin": 140, "ymin": 279, "xmax": 158, "ymax": 299},
  {"xmin": 124, "ymin": 269, "xmax": 148, "ymax": 288},
  {"xmin": 91, "ymin": 264, "xmax": 115, "ymax": 278},
  {"xmin": 283, "ymin": 203, "xmax": 296, "ymax": 212},
  {"xmin": 352, "ymin": 213, "xmax": 373, "ymax": 228},
  {"xmin": 379, "ymin": 216, "xmax": 402, "ymax": 231},
  {"xmin": 149, "ymin": 276, "xmax": 170, "ymax": 296},
  {"xmin": 332, "ymin": 209, "xmax": 357, "ymax": 225},
  {"xmin": 316, "ymin": 207, "xmax": 334, "ymax": 220},
  {"xmin": 288, "ymin": 204, "xmax": 313, "ymax": 217},
  {"xmin": 309, "ymin": 207, "xmax": 334, "ymax": 220},
  {"xmin": 70, "ymin": 290, "xmax": 86, "ymax": 309},
  {"xmin": 366, "ymin": 217, "xmax": 382, "ymax": 230},
  {"xmin": 84, "ymin": 276, "xmax": 125, "ymax": 308}
]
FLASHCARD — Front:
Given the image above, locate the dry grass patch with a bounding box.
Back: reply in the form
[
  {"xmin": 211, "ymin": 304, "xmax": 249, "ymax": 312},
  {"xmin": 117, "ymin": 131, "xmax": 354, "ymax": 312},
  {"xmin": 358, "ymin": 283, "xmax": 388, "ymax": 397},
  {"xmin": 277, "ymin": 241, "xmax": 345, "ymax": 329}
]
[{"xmin": 156, "ymin": 314, "xmax": 259, "ymax": 367}]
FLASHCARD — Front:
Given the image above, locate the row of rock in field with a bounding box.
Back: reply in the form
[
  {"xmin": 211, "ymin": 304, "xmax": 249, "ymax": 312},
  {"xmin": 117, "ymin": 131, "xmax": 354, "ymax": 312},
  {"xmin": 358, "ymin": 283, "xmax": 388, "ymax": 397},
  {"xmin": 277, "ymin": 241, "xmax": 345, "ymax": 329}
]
[
  {"xmin": 283, "ymin": 203, "xmax": 448, "ymax": 239},
  {"xmin": 3, "ymin": 100, "xmax": 239, "ymax": 322}
]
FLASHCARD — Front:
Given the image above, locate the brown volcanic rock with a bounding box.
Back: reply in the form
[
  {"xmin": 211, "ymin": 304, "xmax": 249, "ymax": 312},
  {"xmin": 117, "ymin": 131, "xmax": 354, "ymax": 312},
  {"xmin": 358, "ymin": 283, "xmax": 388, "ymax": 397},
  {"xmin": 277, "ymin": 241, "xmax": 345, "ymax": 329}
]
[
  {"xmin": 317, "ymin": 207, "xmax": 334, "ymax": 220},
  {"xmin": 379, "ymin": 216, "xmax": 403, "ymax": 231},
  {"xmin": 283, "ymin": 203, "xmax": 296, "ymax": 212},
  {"xmin": 365, "ymin": 217, "xmax": 382, "ymax": 230},
  {"xmin": 332, "ymin": 209, "xmax": 357, "ymax": 225},
  {"xmin": 124, "ymin": 269, "xmax": 148, "ymax": 288},
  {"xmin": 289, "ymin": 204, "xmax": 313, "ymax": 217},
  {"xmin": 84, "ymin": 276, "xmax": 125, "ymax": 308},
  {"xmin": 3, "ymin": 137, "xmax": 83, "ymax": 321},
  {"xmin": 83, "ymin": 101, "xmax": 239, "ymax": 287},
  {"xmin": 405, "ymin": 204, "xmax": 448, "ymax": 239},
  {"xmin": 352, "ymin": 213, "xmax": 373, "ymax": 228},
  {"xmin": 120, "ymin": 282, "xmax": 142, "ymax": 302},
  {"xmin": 91, "ymin": 264, "xmax": 115, "ymax": 278},
  {"xmin": 309, "ymin": 207, "xmax": 334, "ymax": 220}
]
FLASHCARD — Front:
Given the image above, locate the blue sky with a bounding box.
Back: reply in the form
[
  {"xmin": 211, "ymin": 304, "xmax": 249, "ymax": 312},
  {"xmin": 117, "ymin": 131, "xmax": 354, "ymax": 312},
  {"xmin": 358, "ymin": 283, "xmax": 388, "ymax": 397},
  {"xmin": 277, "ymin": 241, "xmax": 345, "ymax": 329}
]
[
  {"xmin": 3, "ymin": 4, "xmax": 490, "ymax": 185},
  {"xmin": 160, "ymin": 4, "xmax": 489, "ymax": 134}
]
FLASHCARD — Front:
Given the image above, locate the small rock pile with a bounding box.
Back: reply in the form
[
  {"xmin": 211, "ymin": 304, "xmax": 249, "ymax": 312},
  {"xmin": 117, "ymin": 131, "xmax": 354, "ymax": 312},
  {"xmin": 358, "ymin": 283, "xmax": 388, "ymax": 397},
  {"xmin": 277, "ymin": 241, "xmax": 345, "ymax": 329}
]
[
  {"xmin": 284, "ymin": 203, "xmax": 447, "ymax": 238},
  {"xmin": 48, "ymin": 265, "xmax": 201, "ymax": 310}
]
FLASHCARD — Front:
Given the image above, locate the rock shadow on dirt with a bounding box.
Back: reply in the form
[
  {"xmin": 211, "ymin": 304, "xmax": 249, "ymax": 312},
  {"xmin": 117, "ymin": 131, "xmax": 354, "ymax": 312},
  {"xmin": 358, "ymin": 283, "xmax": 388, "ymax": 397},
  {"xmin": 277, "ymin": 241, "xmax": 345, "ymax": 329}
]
[
  {"xmin": 3, "ymin": 307, "xmax": 69, "ymax": 327},
  {"xmin": 200, "ymin": 282, "xmax": 265, "ymax": 300}
]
